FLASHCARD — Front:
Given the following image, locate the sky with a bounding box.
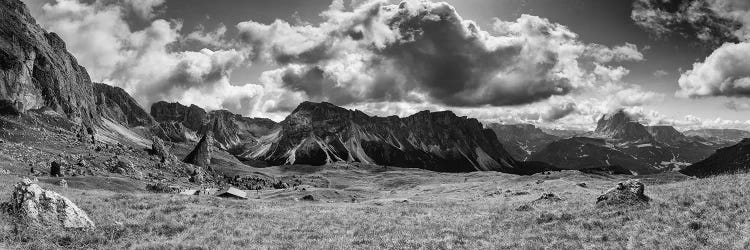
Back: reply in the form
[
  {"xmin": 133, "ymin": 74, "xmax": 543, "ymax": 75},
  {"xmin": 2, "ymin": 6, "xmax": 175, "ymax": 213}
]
[{"xmin": 19, "ymin": 0, "xmax": 750, "ymax": 131}]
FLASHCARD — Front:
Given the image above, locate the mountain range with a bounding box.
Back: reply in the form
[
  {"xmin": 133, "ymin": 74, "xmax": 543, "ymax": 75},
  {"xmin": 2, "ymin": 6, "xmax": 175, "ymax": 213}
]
[{"xmin": 1, "ymin": 0, "xmax": 749, "ymax": 178}]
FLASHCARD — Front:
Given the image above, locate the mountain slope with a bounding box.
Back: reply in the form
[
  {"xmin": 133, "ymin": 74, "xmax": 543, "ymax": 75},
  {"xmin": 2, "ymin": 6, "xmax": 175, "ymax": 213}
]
[
  {"xmin": 242, "ymin": 102, "xmax": 526, "ymax": 173},
  {"xmin": 681, "ymin": 139, "xmax": 750, "ymax": 177},
  {"xmin": 486, "ymin": 123, "xmax": 559, "ymax": 160},
  {"xmin": 0, "ymin": 0, "xmax": 99, "ymax": 127}
]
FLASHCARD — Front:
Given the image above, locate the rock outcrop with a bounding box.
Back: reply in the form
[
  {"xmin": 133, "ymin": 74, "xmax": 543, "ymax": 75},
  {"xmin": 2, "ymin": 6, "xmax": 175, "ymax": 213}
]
[
  {"xmin": 681, "ymin": 139, "xmax": 750, "ymax": 177},
  {"xmin": 184, "ymin": 132, "xmax": 213, "ymax": 167},
  {"xmin": 0, "ymin": 0, "xmax": 98, "ymax": 127},
  {"xmin": 596, "ymin": 179, "xmax": 649, "ymax": 207},
  {"xmin": 10, "ymin": 178, "xmax": 95, "ymax": 229},
  {"xmin": 242, "ymin": 102, "xmax": 522, "ymax": 173}
]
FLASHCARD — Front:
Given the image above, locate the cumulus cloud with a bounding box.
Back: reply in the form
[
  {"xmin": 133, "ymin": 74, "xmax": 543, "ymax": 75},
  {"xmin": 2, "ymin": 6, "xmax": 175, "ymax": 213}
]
[
  {"xmin": 633, "ymin": 1, "xmax": 750, "ymax": 99},
  {"xmin": 725, "ymin": 100, "xmax": 750, "ymax": 111},
  {"xmin": 678, "ymin": 42, "xmax": 750, "ymax": 98},
  {"xmin": 237, "ymin": 1, "xmax": 644, "ymax": 107},
  {"xmin": 37, "ymin": 0, "xmax": 264, "ymax": 115}
]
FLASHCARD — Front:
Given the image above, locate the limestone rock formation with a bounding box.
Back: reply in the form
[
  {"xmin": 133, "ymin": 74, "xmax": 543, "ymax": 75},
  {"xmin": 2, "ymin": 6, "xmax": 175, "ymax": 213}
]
[
  {"xmin": 10, "ymin": 178, "xmax": 95, "ymax": 229},
  {"xmin": 596, "ymin": 179, "xmax": 650, "ymax": 206},
  {"xmin": 93, "ymin": 83, "xmax": 156, "ymax": 127},
  {"xmin": 184, "ymin": 132, "xmax": 213, "ymax": 167},
  {"xmin": 242, "ymin": 101, "xmax": 522, "ymax": 173},
  {"xmin": 0, "ymin": 0, "xmax": 98, "ymax": 127}
]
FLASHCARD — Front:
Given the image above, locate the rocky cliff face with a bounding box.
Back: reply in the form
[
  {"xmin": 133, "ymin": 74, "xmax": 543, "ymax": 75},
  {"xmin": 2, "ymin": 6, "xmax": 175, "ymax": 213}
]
[
  {"xmin": 681, "ymin": 139, "xmax": 750, "ymax": 177},
  {"xmin": 595, "ymin": 110, "xmax": 653, "ymax": 143},
  {"xmin": 0, "ymin": 0, "xmax": 98, "ymax": 127},
  {"xmin": 150, "ymin": 101, "xmax": 277, "ymax": 150},
  {"xmin": 486, "ymin": 123, "xmax": 559, "ymax": 160},
  {"xmin": 242, "ymin": 102, "xmax": 524, "ymax": 173},
  {"xmin": 93, "ymin": 83, "xmax": 156, "ymax": 127}
]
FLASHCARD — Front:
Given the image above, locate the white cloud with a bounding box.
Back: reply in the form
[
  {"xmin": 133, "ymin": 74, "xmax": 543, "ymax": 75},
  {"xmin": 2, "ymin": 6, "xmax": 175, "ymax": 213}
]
[
  {"xmin": 37, "ymin": 0, "xmax": 263, "ymax": 116},
  {"xmin": 678, "ymin": 42, "xmax": 750, "ymax": 98}
]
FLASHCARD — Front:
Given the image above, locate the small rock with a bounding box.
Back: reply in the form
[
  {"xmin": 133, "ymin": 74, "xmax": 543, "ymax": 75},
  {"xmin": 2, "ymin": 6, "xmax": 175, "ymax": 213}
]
[
  {"xmin": 57, "ymin": 179, "xmax": 68, "ymax": 188},
  {"xmin": 515, "ymin": 204, "xmax": 534, "ymax": 211},
  {"xmin": 535, "ymin": 180, "xmax": 544, "ymax": 184},
  {"xmin": 577, "ymin": 182, "xmax": 587, "ymax": 188},
  {"xmin": 536, "ymin": 192, "xmax": 562, "ymax": 202},
  {"xmin": 10, "ymin": 178, "xmax": 94, "ymax": 229},
  {"xmin": 300, "ymin": 194, "xmax": 315, "ymax": 201},
  {"xmin": 596, "ymin": 179, "xmax": 650, "ymax": 207}
]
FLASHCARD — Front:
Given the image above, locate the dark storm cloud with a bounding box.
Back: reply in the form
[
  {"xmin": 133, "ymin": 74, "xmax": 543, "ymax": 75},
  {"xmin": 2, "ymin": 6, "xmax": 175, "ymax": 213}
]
[
  {"xmin": 239, "ymin": 1, "xmax": 640, "ymax": 108},
  {"xmin": 631, "ymin": 0, "xmax": 741, "ymax": 47}
]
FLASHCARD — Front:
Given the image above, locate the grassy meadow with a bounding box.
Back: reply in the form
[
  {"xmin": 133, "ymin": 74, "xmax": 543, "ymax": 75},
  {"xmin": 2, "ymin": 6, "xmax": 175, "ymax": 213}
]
[{"xmin": 1, "ymin": 169, "xmax": 749, "ymax": 249}]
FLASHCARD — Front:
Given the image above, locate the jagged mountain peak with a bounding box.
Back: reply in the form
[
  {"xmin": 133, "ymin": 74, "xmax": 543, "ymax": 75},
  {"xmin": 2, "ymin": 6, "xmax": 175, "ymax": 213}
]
[{"xmin": 595, "ymin": 110, "xmax": 653, "ymax": 142}]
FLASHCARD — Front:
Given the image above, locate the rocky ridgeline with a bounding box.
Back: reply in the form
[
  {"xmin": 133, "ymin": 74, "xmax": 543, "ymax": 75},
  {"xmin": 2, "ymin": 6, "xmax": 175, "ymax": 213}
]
[
  {"xmin": 150, "ymin": 101, "xmax": 277, "ymax": 150},
  {"xmin": 242, "ymin": 101, "xmax": 527, "ymax": 173}
]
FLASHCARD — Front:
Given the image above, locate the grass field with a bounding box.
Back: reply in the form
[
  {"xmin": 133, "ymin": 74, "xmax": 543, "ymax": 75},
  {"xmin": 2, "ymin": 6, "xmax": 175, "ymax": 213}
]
[{"xmin": 1, "ymin": 167, "xmax": 749, "ymax": 249}]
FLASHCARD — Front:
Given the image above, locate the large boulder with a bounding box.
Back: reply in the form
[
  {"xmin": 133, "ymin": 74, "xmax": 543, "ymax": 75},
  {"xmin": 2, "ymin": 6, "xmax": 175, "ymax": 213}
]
[
  {"xmin": 596, "ymin": 179, "xmax": 650, "ymax": 207},
  {"xmin": 10, "ymin": 178, "xmax": 95, "ymax": 229},
  {"xmin": 183, "ymin": 132, "xmax": 213, "ymax": 167},
  {"xmin": 151, "ymin": 136, "xmax": 176, "ymax": 163}
]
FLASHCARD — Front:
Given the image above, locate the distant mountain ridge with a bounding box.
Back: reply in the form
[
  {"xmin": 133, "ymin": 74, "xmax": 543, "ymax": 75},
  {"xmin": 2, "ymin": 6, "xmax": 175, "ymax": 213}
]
[{"xmin": 530, "ymin": 110, "xmax": 727, "ymax": 174}]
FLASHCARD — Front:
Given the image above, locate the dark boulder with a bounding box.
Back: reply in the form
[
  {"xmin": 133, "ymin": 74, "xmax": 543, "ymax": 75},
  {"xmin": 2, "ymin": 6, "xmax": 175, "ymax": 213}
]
[{"xmin": 50, "ymin": 161, "xmax": 62, "ymax": 177}]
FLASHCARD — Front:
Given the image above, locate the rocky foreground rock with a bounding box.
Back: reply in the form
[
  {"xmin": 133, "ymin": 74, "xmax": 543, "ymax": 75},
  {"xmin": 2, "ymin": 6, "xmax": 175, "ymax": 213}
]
[
  {"xmin": 10, "ymin": 178, "xmax": 95, "ymax": 229},
  {"xmin": 596, "ymin": 179, "xmax": 650, "ymax": 207}
]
